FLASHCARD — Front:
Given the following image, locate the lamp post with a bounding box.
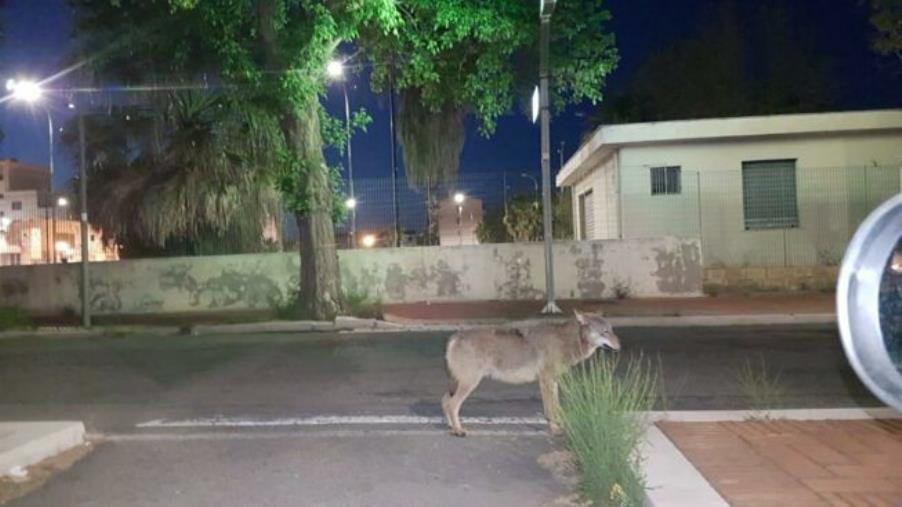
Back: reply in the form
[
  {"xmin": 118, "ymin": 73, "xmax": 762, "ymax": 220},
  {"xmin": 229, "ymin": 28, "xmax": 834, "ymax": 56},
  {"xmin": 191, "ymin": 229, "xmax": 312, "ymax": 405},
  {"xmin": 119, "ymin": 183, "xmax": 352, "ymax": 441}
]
[
  {"xmin": 539, "ymin": 0, "xmax": 561, "ymax": 314},
  {"xmin": 6, "ymin": 79, "xmax": 56, "ymax": 263},
  {"xmin": 453, "ymin": 192, "xmax": 466, "ymax": 246},
  {"xmin": 520, "ymin": 173, "xmax": 539, "ymax": 205},
  {"xmin": 327, "ymin": 59, "xmax": 357, "ymax": 248}
]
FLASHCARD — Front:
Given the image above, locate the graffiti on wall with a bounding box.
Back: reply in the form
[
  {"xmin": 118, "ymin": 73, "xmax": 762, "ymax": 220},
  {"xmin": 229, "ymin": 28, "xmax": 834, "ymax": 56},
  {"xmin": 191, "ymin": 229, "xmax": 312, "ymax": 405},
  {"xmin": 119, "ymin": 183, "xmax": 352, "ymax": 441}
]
[
  {"xmin": 159, "ymin": 263, "xmax": 284, "ymax": 309},
  {"xmin": 384, "ymin": 259, "xmax": 466, "ymax": 301},
  {"xmin": 493, "ymin": 249, "xmax": 542, "ymax": 300}
]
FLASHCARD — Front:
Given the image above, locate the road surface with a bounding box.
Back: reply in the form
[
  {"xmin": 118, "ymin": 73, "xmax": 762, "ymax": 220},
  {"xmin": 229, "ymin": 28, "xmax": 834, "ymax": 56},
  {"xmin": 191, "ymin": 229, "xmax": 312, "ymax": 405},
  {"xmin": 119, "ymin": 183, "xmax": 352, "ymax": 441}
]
[{"xmin": 0, "ymin": 324, "xmax": 880, "ymax": 506}]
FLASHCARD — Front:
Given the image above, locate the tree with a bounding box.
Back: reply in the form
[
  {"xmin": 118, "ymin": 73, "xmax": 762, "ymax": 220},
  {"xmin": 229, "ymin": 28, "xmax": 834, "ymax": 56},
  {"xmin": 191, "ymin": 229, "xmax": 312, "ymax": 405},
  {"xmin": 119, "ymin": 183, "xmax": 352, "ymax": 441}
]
[
  {"xmin": 589, "ymin": 1, "xmax": 834, "ymax": 126},
  {"xmin": 162, "ymin": 0, "xmax": 401, "ymax": 320},
  {"xmin": 71, "ymin": 0, "xmax": 615, "ymax": 319},
  {"xmin": 61, "ymin": 92, "xmax": 285, "ymax": 257},
  {"xmin": 362, "ymin": 0, "xmax": 618, "ymax": 238},
  {"xmin": 476, "ymin": 191, "xmax": 573, "ymax": 244},
  {"xmin": 869, "ymin": 0, "xmax": 902, "ymax": 61}
]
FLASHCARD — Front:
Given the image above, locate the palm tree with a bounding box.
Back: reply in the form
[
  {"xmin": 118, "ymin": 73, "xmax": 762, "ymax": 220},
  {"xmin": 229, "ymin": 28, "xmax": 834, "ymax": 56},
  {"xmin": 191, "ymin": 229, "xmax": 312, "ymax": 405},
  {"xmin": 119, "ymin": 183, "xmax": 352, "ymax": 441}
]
[{"xmin": 65, "ymin": 91, "xmax": 284, "ymax": 257}]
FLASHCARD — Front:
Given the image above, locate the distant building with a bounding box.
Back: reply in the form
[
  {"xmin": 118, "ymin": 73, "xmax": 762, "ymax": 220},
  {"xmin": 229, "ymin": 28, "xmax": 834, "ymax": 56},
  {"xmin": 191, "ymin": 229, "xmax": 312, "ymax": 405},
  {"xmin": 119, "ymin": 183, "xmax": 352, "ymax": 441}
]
[
  {"xmin": 437, "ymin": 195, "xmax": 483, "ymax": 246},
  {"xmin": 0, "ymin": 159, "xmax": 118, "ymax": 266}
]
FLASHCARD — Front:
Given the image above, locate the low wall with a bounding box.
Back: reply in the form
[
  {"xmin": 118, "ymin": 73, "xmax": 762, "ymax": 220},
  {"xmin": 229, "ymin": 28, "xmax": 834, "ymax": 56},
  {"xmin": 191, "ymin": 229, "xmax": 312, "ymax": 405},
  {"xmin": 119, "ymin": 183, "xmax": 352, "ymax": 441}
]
[
  {"xmin": 704, "ymin": 265, "xmax": 838, "ymax": 293},
  {"xmin": 0, "ymin": 237, "xmax": 703, "ymax": 316}
]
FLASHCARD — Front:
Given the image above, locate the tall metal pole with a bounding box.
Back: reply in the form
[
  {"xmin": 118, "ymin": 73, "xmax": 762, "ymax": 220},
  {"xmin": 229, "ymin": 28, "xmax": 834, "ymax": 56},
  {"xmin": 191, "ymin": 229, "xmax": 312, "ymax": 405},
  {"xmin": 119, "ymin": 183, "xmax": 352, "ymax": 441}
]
[
  {"xmin": 540, "ymin": 5, "xmax": 561, "ymax": 314},
  {"xmin": 78, "ymin": 114, "xmax": 91, "ymax": 327},
  {"xmin": 343, "ymin": 82, "xmax": 356, "ymax": 248},
  {"xmin": 47, "ymin": 110, "xmax": 55, "ymax": 264},
  {"xmin": 388, "ymin": 67, "xmax": 401, "ymax": 247}
]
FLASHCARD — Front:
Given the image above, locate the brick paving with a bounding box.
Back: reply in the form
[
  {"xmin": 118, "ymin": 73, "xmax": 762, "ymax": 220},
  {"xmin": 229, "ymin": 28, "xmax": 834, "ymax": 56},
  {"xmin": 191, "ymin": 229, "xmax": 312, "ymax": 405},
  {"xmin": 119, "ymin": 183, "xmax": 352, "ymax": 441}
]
[{"xmin": 659, "ymin": 419, "xmax": 902, "ymax": 506}]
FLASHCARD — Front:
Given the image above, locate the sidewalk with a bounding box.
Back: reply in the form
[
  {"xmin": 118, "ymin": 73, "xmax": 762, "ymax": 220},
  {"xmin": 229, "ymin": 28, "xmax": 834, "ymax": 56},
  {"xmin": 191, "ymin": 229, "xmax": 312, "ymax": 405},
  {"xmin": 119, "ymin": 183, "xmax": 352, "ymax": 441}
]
[
  {"xmin": 382, "ymin": 293, "xmax": 835, "ymax": 325},
  {"xmin": 643, "ymin": 408, "xmax": 902, "ymax": 506}
]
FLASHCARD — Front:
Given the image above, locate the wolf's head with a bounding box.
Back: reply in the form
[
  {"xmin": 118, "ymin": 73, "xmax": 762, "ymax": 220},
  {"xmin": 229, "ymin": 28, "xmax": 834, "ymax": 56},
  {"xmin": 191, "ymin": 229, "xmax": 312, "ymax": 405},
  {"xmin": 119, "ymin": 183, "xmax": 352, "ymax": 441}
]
[{"xmin": 574, "ymin": 310, "xmax": 621, "ymax": 351}]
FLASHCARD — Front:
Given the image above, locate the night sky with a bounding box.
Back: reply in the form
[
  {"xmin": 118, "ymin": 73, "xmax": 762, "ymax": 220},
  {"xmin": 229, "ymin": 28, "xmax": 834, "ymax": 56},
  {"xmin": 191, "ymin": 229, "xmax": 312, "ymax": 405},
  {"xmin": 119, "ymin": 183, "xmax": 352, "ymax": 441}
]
[{"xmin": 1, "ymin": 0, "xmax": 900, "ymax": 194}]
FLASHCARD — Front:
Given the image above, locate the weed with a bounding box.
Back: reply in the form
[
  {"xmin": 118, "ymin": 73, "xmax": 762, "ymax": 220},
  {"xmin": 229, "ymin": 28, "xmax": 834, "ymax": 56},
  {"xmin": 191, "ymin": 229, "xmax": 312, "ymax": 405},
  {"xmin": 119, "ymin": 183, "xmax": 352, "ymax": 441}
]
[
  {"xmin": 0, "ymin": 306, "xmax": 33, "ymax": 331},
  {"xmin": 558, "ymin": 354, "xmax": 660, "ymax": 506},
  {"xmin": 611, "ymin": 278, "xmax": 633, "ymax": 300},
  {"xmin": 737, "ymin": 355, "xmax": 786, "ymax": 416},
  {"xmin": 343, "ymin": 288, "xmax": 383, "ymax": 319}
]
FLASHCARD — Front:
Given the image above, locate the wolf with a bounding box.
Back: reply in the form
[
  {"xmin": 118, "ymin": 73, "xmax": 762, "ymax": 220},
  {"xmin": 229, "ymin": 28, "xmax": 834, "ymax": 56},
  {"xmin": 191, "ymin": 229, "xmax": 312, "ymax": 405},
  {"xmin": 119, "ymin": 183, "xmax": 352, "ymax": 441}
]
[{"xmin": 441, "ymin": 310, "xmax": 620, "ymax": 436}]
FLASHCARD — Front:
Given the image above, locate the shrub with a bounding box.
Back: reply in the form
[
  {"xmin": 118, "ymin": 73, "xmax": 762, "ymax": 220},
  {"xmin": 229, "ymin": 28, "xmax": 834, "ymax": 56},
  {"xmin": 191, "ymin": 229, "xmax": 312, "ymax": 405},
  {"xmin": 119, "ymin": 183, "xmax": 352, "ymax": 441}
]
[
  {"xmin": 558, "ymin": 355, "xmax": 660, "ymax": 506},
  {"xmin": 0, "ymin": 306, "xmax": 33, "ymax": 331}
]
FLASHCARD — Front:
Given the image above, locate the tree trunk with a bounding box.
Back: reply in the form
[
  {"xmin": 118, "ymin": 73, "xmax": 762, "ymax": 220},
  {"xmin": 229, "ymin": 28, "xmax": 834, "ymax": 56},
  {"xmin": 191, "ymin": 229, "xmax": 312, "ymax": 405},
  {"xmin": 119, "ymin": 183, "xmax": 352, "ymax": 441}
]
[{"xmin": 283, "ymin": 99, "xmax": 342, "ymax": 320}]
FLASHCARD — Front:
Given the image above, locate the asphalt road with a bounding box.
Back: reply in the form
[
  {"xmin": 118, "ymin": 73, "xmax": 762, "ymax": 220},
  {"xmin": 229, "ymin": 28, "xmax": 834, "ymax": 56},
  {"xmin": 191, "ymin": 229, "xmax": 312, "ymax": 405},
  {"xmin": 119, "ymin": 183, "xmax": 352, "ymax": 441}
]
[
  {"xmin": 0, "ymin": 324, "xmax": 878, "ymax": 432},
  {"xmin": 0, "ymin": 324, "xmax": 882, "ymax": 506}
]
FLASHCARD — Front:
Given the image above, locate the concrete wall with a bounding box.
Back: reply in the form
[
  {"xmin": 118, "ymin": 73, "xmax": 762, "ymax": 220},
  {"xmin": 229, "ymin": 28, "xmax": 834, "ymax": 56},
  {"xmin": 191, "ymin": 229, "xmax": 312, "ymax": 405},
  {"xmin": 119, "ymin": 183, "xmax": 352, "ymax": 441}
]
[
  {"xmin": 704, "ymin": 265, "xmax": 838, "ymax": 293},
  {"xmin": 0, "ymin": 237, "xmax": 703, "ymax": 316}
]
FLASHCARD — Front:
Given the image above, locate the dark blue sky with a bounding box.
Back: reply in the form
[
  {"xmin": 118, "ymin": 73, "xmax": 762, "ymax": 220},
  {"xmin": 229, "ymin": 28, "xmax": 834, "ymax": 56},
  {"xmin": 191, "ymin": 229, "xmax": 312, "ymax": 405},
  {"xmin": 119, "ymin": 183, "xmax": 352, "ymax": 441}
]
[{"xmin": 1, "ymin": 0, "xmax": 900, "ymax": 193}]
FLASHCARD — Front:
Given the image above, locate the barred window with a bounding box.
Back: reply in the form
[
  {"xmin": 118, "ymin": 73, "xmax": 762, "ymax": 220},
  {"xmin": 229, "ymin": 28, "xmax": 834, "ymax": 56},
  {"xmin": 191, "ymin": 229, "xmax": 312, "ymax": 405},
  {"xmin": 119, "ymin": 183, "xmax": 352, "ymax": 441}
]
[
  {"xmin": 742, "ymin": 159, "xmax": 799, "ymax": 230},
  {"xmin": 650, "ymin": 166, "xmax": 681, "ymax": 195}
]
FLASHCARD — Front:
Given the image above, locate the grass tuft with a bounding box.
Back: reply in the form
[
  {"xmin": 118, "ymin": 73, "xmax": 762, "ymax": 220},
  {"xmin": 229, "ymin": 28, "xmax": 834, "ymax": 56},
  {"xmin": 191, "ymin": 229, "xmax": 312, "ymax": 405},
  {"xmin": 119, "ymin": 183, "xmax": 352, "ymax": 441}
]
[
  {"xmin": 558, "ymin": 354, "xmax": 660, "ymax": 506},
  {"xmin": 737, "ymin": 355, "xmax": 785, "ymax": 415}
]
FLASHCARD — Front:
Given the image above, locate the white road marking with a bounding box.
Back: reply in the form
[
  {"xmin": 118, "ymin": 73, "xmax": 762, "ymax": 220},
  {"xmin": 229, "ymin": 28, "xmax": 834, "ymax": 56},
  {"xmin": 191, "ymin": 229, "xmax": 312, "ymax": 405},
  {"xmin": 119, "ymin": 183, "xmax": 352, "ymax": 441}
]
[
  {"xmin": 96, "ymin": 428, "xmax": 550, "ymax": 442},
  {"xmin": 136, "ymin": 415, "xmax": 548, "ymax": 429}
]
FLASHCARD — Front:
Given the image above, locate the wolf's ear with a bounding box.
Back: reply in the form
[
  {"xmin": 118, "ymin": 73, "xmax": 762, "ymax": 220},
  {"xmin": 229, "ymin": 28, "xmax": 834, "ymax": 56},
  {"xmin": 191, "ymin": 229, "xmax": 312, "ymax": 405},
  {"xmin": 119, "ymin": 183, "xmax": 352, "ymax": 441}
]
[{"xmin": 574, "ymin": 309, "xmax": 588, "ymax": 325}]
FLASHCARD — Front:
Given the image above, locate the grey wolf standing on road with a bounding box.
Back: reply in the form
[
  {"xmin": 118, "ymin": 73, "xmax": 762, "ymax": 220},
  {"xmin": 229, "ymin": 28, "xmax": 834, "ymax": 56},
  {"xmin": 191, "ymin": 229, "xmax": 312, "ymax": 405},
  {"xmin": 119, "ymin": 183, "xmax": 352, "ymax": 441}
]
[{"xmin": 442, "ymin": 311, "xmax": 620, "ymax": 436}]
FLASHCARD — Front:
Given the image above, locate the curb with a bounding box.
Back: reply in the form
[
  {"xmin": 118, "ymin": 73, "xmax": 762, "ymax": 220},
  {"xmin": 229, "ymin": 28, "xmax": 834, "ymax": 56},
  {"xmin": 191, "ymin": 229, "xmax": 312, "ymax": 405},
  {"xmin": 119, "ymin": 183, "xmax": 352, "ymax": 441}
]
[
  {"xmin": 0, "ymin": 313, "xmax": 837, "ymax": 339},
  {"xmin": 379, "ymin": 313, "xmax": 837, "ymax": 330},
  {"xmin": 0, "ymin": 421, "xmax": 85, "ymax": 478}
]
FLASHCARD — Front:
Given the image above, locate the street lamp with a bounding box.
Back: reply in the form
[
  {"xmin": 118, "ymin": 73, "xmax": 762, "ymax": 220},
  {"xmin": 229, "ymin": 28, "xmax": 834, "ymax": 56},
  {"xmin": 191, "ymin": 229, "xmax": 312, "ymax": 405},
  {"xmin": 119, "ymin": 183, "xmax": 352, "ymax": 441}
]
[
  {"xmin": 361, "ymin": 234, "xmax": 377, "ymax": 248},
  {"xmin": 538, "ymin": 0, "xmax": 561, "ymax": 314},
  {"xmin": 326, "ymin": 59, "xmax": 344, "ymax": 79},
  {"xmin": 7, "ymin": 78, "xmax": 57, "ymax": 264},
  {"xmin": 453, "ymin": 192, "xmax": 466, "ymax": 245},
  {"xmin": 520, "ymin": 173, "xmax": 539, "ymax": 205},
  {"xmin": 327, "ymin": 58, "xmax": 357, "ymax": 248}
]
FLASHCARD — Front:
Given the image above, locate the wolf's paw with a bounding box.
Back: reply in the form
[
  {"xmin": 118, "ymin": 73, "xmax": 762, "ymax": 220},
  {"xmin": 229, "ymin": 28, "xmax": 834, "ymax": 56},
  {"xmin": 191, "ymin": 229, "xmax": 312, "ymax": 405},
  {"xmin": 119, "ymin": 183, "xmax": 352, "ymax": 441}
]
[{"xmin": 450, "ymin": 428, "xmax": 468, "ymax": 438}]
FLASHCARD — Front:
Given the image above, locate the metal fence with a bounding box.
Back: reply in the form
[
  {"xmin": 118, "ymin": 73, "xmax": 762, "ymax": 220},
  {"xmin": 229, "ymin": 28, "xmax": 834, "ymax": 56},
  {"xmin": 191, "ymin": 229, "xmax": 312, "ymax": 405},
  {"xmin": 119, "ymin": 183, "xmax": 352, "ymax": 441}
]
[
  {"xmin": 604, "ymin": 164, "xmax": 902, "ymax": 267},
  {"xmin": 3, "ymin": 162, "xmax": 899, "ymax": 268}
]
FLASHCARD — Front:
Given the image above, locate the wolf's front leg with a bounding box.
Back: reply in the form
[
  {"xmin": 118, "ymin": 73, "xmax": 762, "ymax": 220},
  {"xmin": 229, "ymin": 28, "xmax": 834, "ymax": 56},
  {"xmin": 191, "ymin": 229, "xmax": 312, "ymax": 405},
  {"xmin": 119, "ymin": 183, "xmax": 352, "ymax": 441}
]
[{"xmin": 539, "ymin": 372, "xmax": 563, "ymax": 436}]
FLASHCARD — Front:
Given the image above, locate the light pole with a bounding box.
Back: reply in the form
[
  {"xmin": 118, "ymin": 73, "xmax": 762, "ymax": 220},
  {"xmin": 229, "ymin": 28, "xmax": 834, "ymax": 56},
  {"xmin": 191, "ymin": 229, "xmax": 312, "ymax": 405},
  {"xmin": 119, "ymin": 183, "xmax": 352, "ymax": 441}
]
[
  {"xmin": 327, "ymin": 59, "xmax": 357, "ymax": 248},
  {"xmin": 520, "ymin": 173, "xmax": 539, "ymax": 205},
  {"xmin": 454, "ymin": 192, "xmax": 466, "ymax": 246},
  {"xmin": 6, "ymin": 79, "xmax": 56, "ymax": 262},
  {"xmin": 6, "ymin": 78, "xmax": 90, "ymax": 325},
  {"xmin": 539, "ymin": 0, "xmax": 561, "ymax": 314},
  {"xmin": 388, "ymin": 66, "xmax": 401, "ymax": 247}
]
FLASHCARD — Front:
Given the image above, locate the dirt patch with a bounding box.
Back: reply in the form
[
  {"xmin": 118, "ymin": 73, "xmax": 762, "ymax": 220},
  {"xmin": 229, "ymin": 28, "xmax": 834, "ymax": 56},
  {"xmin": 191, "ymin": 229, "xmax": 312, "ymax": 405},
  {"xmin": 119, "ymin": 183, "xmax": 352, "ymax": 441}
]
[
  {"xmin": 538, "ymin": 449, "xmax": 591, "ymax": 507},
  {"xmin": 0, "ymin": 441, "xmax": 94, "ymax": 505}
]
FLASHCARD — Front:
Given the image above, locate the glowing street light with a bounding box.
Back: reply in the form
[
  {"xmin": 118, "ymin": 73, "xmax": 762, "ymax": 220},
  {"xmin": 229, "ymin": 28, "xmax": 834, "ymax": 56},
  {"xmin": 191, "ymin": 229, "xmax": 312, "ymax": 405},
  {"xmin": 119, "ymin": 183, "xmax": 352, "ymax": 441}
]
[
  {"xmin": 57, "ymin": 196, "xmax": 69, "ymax": 207},
  {"xmin": 326, "ymin": 60, "xmax": 344, "ymax": 79},
  {"xmin": 6, "ymin": 79, "xmax": 43, "ymax": 103},
  {"xmin": 453, "ymin": 192, "xmax": 466, "ymax": 245},
  {"xmin": 345, "ymin": 197, "xmax": 357, "ymax": 210},
  {"xmin": 361, "ymin": 234, "xmax": 377, "ymax": 248}
]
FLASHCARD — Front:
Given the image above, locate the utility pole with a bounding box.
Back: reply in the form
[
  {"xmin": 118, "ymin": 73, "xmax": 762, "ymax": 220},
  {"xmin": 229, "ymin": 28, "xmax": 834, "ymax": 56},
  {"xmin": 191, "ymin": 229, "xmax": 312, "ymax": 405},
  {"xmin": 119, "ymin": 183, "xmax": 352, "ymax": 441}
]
[
  {"xmin": 78, "ymin": 113, "xmax": 91, "ymax": 327},
  {"xmin": 342, "ymin": 81, "xmax": 356, "ymax": 248},
  {"xmin": 388, "ymin": 66, "xmax": 401, "ymax": 247},
  {"xmin": 539, "ymin": 0, "xmax": 561, "ymax": 314}
]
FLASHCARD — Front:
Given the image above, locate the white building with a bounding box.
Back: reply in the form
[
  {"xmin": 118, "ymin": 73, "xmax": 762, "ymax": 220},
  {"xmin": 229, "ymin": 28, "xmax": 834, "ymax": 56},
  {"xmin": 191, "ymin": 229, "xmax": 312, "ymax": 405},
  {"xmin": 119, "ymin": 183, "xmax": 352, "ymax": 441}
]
[
  {"xmin": 556, "ymin": 110, "xmax": 902, "ymax": 266},
  {"xmin": 0, "ymin": 159, "xmax": 117, "ymax": 265}
]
